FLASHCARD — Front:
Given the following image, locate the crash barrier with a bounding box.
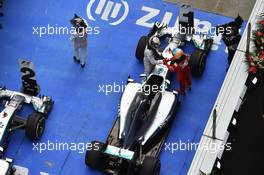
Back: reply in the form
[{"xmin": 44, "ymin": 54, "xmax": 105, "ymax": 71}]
[{"xmin": 187, "ymin": 0, "xmax": 264, "ymax": 174}]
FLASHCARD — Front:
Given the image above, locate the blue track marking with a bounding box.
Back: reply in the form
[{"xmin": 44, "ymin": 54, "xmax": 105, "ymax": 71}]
[{"xmin": 0, "ymin": 0, "xmax": 245, "ymax": 174}]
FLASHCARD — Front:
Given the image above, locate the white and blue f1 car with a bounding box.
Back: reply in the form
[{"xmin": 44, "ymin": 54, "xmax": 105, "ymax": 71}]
[
  {"xmin": 85, "ymin": 4, "xmax": 213, "ymax": 175},
  {"xmin": 85, "ymin": 63, "xmax": 179, "ymax": 175},
  {"xmin": 0, "ymin": 86, "xmax": 54, "ymax": 175},
  {"xmin": 0, "ymin": 60, "xmax": 54, "ymax": 175},
  {"xmin": 136, "ymin": 4, "xmax": 213, "ymax": 76}
]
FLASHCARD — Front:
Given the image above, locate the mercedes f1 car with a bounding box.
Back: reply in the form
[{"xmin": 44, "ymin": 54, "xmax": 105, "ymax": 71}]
[
  {"xmin": 85, "ymin": 4, "xmax": 213, "ymax": 175},
  {"xmin": 136, "ymin": 4, "xmax": 213, "ymax": 76},
  {"xmin": 0, "ymin": 86, "xmax": 54, "ymax": 175},
  {"xmin": 85, "ymin": 63, "xmax": 179, "ymax": 175},
  {"xmin": 0, "ymin": 60, "xmax": 54, "ymax": 175}
]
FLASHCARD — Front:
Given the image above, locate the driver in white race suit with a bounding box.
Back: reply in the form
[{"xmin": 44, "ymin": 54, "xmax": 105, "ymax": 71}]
[{"xmin": 143, "ymin": 36, "xmax": 163, "ymax": 76}]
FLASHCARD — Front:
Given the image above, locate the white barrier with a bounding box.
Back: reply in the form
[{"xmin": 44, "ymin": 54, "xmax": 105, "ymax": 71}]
[{"xmin": 188, "ymin": 0, "xmax": 264, "ymax": 174}]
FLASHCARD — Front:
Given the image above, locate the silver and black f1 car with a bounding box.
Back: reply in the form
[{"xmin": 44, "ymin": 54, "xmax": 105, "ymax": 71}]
[
  {"xmin": 0, "ymin": 87, "xmax": 53, "ymax": 175},
  {"xmin": 0, "ymin": 60, "xmax": 54, "ymax": 175},
  {"xmin": 136, "ymin": 4, "xmax": 213, "ymax": 76},
  {"xmin": 85, "ymin": 63, "xmax": 179, "ymax": 175},
  {"xmin": 0, "ymin": 86, "xmax": 54, "ymax": 175},
  {"xmin": 85, "ymin": 4, "xmax": 212, "ymax": 175}
]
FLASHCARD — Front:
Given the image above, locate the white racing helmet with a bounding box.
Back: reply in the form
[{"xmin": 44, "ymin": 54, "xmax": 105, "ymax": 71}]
[{"xmin": 149, "ymin": 36, "xmax": 161, "ymax": 49}]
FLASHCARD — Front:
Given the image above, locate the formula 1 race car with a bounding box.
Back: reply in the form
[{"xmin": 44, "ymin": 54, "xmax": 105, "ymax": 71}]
[
  {"xmin": 0, "ymin": 60, "xmax": 54, "ymax": 175},
  {"xmin": 136, "ymin": 4, "xmax": 213, "ymax": 76},
  {"xmin": 85, "ymin": 4, "xmax": 213, "ymax": 175},
  {"xmin": 85, "ymin": 63, "xmax": 179, "ymax": 174},
  {"xmin": 0, "ymin": 86, "xmax": 54, "ymax": 174}
]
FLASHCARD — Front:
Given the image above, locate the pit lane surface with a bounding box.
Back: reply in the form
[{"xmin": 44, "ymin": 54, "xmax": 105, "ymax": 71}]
[{"xmin": 0, "ymin": 0, "xmax": 245, "ymax": 174}]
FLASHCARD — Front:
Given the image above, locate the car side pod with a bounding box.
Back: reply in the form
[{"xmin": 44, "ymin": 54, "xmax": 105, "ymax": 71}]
[
  {"xmin": 173, "ymin": 90, "xmax": 181, "ymax": 108},
  {"xmin": 42, "ymin": 96, "xmax": 54, "ymax": 118}
]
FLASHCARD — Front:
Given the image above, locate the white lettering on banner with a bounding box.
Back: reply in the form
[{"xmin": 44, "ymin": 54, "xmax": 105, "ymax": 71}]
[
  {"xmin": 136, "ymin": 6, "xmax": 160, "ymax": 28},
  {"xmin": 87, "ymin": 0, "xmax": 129, "ymax": 26}
]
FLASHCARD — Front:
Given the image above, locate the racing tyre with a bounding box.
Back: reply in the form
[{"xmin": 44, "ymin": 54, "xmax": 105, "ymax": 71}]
[
  {"xmin": 138, "ymin": 156, "xmax": 160, "ymax": 175},
  {"xmin": 85, "ymin": 141, "xmax": 107, "ymax": 170},
  {"xmin": 25, "ymin": 112, "xmax": 46, "ymax": 140},
  {"xmin": 189, "ymin": 49, "xmax": 207, "ymax": 77},
  {"xmin": 136, "ymin": 36, "xmax": 149, "ymax": 61},
  {"xmin": 204, "ymin": 38, "xmax": 214, "ymax": 53}
]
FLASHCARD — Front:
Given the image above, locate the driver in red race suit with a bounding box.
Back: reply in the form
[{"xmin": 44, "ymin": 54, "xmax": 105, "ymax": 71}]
[{"xmin": 163, "ymin": 48, "xmax": 192, "ymax": 95}]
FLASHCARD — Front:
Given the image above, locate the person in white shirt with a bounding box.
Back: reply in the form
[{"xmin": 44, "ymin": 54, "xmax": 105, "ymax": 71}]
[
  {"xmin": 143, "ymin": 36, "xmax": 163, "ymax": 76},
  {"xmin": 70, "ymin": 14, "xmax": 88, "ymax": 68}
]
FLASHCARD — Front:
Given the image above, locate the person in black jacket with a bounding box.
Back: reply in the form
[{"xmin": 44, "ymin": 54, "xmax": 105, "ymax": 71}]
[{"xmin": 217, "ymin": 16, "xmax": 244, "ymax": 69}]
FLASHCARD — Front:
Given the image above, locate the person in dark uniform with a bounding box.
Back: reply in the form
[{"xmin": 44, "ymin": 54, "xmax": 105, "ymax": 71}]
[{"xmin": 217, "ymin": 16, "xmax": 244, "ymax": 69}]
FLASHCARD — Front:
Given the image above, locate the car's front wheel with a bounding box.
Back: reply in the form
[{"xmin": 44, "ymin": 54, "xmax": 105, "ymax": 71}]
[
  {"xmin": 136, "ymin": 36, "xmax": 149, "ymax": 61},
  {"xmin": 25, "ymin": 112, "xmax": 45, "ymax": 140}
]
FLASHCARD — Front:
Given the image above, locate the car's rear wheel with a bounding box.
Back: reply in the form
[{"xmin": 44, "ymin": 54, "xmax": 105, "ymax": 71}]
[
  {"xmin": 85, "ymin": 141, "xmax": 107, "ymax": 171},
  {"xmin": 138, "ymin": 156, "xmax": 160, "ymax": 175},
  {"xmin": 136, "ymin": 36, "xmax": 149, "ymax": 61},
  {"xmin": 25, "ymin": 112, "xmax": 45, "ymax": 140},
  {"xmin": 189, "ymin": 49, "xmax": 207, "ymax": 77}
]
